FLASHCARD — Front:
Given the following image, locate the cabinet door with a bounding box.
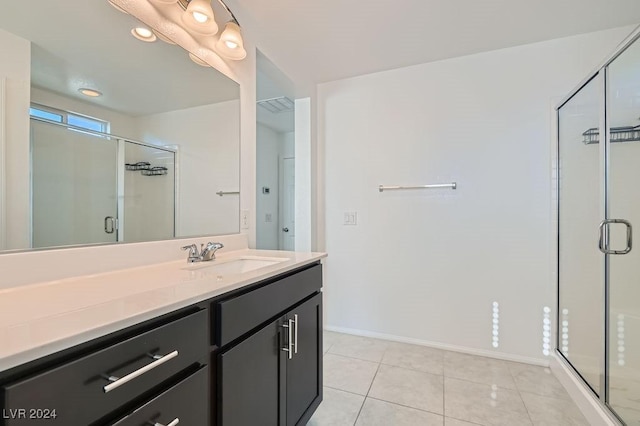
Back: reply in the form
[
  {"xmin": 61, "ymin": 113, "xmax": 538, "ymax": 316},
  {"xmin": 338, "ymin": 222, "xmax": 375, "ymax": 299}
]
[
  {"xmin": 218, "ymin": 319, "xmax": 284, "ymax": 426},
  {"xmin": 286, "ymin": 293, "xmax": 323, "ymax": 426}
]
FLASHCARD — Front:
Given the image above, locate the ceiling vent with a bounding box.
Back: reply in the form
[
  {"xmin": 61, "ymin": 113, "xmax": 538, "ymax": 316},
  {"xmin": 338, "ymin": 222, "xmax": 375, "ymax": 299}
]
[{"xmin": 257, "ymin": 96, "xmax": 294, "ymax": 113}]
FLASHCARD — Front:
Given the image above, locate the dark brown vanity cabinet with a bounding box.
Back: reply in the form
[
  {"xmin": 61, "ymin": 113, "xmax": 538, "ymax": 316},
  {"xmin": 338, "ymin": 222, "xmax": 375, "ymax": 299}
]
[
  {"xmin": 0, "ymin": 261, "xmax": 323, "ymax": 426},
  {"xmin": 215, "ymin": 264, "xmax": 323, "ymax": 426},
  {"xmin": 1, "ymin": 309, "xmax": 209, "ymax": 425}
]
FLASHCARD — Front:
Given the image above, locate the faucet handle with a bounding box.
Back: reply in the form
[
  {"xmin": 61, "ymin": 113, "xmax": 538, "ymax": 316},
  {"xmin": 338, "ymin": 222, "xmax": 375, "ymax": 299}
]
[
  {"xmin": 201, "ymin": 242, "xmax": 224, "ymax": 261},
  {"xmin": 181, "ymin": 244, "xmax": 199, "ymax": 257},
  {"xmin": 207, "ymin": 242, "xmax": 224, "ymax": 250}
]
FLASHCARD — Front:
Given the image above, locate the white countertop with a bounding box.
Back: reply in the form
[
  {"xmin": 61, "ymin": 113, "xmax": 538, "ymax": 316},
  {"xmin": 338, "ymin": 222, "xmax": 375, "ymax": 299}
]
[{"xmin": 0, "ymin": 249, "xmax": 326, "ymax": 372}]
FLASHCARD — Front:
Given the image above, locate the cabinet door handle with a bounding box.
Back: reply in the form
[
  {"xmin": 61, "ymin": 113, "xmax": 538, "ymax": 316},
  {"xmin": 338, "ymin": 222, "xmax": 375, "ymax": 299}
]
[
  {"xmin": 153, "ymin": 419, "xmax": 179, "ymax": 426},
  {"xmin": 293, "ymin": 314, "xmax": 298, "ymax": 354},
  {"xmin": 102, "ymin": 350, "xmax": 179, "ymax": 393},
  {"xmin": 281, "ymin": 319, "xmax": 294, "ymax": 360}
]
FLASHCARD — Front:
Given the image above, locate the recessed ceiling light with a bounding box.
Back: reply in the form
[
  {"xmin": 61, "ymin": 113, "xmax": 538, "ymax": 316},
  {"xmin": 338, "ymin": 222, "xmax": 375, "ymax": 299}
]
[
  {"xmin": 188, "ymin": 52, "xmax": 211, "ymax": 67},
  {"xmin": 78, "ymin": 88, "xmax": 102, "ymax": 98},
  {"xmin": 131, "ymin": 27, "xmax": 157, "ymax": 42}
]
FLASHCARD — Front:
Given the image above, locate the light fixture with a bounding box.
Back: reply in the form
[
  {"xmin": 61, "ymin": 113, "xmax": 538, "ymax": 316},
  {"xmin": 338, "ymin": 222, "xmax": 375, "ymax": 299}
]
[
  {"xmin": 153, "ymin": 29, "xmax": 177, "ymax": 45},
  {"xmin": 79, "ymin": 88, "xmax": 103, "ymax": 98},
  {"xmin": 215, "ymin": 21, "xmax": 246, "ymax": 60},
  {"xmin": 110, "ymin": 0, "xmax": 247, "ymax": 61},
  {"xmin": 131, "ymin": 26, "xmax": 158, "ymax": 42},
  {"xmin": 189, "ymin": 52, "xmax": 211, "ymax": 67},
  {"xmin": 182, "ymin": 0, "xmax": 218, "ymax": 35}
]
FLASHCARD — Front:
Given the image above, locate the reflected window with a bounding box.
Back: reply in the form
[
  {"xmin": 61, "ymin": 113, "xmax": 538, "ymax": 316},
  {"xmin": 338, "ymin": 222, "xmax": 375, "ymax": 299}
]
[
  {"xmin": 29, "ymin": 107, "xmax": 62, "ymax": 123},
  {"xmin": 29, "ymin": 104, "xmax": 109, "ymax": 134}
]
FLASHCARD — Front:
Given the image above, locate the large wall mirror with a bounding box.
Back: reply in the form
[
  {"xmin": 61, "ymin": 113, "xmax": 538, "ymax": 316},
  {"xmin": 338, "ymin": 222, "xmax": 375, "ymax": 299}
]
[{"xmin": 0, "ymin": 0, "xmax": 240, "ymax": 252}]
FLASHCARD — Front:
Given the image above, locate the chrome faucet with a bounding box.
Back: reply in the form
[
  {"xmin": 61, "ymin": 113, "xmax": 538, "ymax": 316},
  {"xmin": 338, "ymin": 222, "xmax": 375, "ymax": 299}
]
[
  {"xmin": 181, "ymin": 242, "xmax": 224, "ymax": 263},
  {"xmin": 201, "ymin": 242, "xmax": 224, "ymax": 261}
]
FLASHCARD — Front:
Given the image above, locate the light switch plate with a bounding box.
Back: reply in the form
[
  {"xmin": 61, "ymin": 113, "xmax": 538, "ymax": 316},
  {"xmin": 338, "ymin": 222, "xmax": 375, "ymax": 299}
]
[
  {"xmin": 241, "ymin": 210, "xmax": 250, "ymax": 229},
  {"xmin": 344, "ymin": 211, "xmax": 357, "ymax": 226}
]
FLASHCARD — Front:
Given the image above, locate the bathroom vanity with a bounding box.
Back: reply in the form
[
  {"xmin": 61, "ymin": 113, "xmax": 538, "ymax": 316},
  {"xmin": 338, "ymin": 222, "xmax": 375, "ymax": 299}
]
[{"xmin": 0, "ymin": 249, "xmax": 325, "ymax": 425}]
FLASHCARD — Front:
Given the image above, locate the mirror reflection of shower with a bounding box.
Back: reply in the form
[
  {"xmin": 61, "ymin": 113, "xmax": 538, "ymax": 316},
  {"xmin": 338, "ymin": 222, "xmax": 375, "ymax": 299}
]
[{"xmin": 256, "ymin": 51, "xmax": 296, "ymax": 250}]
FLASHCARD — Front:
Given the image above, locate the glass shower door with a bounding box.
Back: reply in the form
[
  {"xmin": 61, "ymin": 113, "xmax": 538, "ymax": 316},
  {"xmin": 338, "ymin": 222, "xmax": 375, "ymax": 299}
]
[
  {"xmin": 606, "ymin": 35, "xmax": 640, "ymax": 424},
  {"xmin": 31, "ymin": 120, "xmax": 118, "ymax": 248},
  {"xmin": 557, "ymin": 75, "xmax": 604, "ymax": 396}
]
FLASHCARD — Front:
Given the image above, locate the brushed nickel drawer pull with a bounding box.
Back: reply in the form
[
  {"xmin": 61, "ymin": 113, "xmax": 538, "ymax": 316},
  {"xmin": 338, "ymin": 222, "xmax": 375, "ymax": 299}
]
[
  {"xmin": 293, "ymin": 314, "xmax": 298, "ymax": 354},
  {"xmin": 153, "ymin": 419, "xmax": 179, "ymax": 426},
  {"xmin": 103, "ymin": 350, "xmax": 179, "ymax": 393},
  {"xmin": 281, "ymin": 319, "xmax": 294, "ymax": 360}
]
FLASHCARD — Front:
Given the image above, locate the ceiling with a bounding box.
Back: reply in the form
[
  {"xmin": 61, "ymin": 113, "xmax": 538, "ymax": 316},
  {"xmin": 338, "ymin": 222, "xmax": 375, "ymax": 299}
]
[
  {"xmin": 229, "ymin": 0, "xmax": 640, "ymax": 93},
  {"xmin": 0, "ymin": 0, "xmax": 239, "ymax": 116}
]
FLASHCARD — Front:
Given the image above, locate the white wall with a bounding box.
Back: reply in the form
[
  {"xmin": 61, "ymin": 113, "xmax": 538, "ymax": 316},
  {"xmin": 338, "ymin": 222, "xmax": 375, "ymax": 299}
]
[
  {"xmin": 0, "ymin": 28, "xmax": 30, "ymax": 250},
  {"xmin": 134, "ymin": 100, "xmax": 240, "ymax": 238},
  {"xmin": 318, "ymin": 26, "xmax": 635, "ymax": 362}
]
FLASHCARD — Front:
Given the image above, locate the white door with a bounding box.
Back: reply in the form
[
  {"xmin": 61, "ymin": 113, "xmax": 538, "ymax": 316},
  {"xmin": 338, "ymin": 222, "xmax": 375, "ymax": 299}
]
[{"xmin": 279, "ymin": 157, "xmax": 295, "ymax": 250}]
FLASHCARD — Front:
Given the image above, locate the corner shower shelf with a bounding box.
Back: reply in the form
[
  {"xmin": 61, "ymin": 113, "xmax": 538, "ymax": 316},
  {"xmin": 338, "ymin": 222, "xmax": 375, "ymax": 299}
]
[
  {"xmin": 125, "ymin": 162, "xmax": 151, "ymax": 171},
  {"xmin": 125, "ymin": 162, "xmax": 168, "ymax": 176},
  {"xmin": 141, "ymin": 167, "xmax": 168, "ymax": 176},
  {"xmin": 582, "ymin": 125, "xmax": 640, "ymax": 145}
]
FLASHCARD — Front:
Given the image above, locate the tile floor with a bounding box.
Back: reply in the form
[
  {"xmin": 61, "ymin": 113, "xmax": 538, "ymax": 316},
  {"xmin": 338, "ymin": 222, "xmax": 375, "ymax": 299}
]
[{"xmin": 308, "ymin": 332, "xmax": 589, "ymax": 426}]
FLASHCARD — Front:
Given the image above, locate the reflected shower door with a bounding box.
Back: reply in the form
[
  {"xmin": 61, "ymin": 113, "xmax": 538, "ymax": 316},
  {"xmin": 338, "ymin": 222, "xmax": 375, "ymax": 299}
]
[
  {"xmin": 558, "ymin": 75, "xmax": 604, "ymax": 395},
  {"xmin": 607, "ymin": 36, "xmax": 640, "ymax": 424},
  {"xmin": 31, "ymin": 120, "xmax": 118, "ymax": 248}
]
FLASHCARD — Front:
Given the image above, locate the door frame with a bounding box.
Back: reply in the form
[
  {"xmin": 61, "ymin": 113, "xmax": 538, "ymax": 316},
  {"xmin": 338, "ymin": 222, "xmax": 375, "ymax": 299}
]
[{"xmin": 279, "ymin": 156, "xmax": 295, "ymax": 251}]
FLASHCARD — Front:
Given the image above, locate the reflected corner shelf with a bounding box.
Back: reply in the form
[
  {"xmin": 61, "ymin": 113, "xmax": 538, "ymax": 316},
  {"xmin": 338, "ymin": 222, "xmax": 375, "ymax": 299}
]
[{"xmin": 582, "ymin": 125, "xmax": 640, "ymax": 144}]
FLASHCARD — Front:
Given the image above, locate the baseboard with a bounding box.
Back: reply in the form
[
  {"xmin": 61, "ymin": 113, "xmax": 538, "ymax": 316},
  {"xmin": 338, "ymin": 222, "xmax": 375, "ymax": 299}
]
[
  {"xmin": 324, "ymin": 325, "xmax": 549, "ymax": 367},
  {"xmin": 550, "ymin": 353, "xmax": 620, "ymax": 426}
]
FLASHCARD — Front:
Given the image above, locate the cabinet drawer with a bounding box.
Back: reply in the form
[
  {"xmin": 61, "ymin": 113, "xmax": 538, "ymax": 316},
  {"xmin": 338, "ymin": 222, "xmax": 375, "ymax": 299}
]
[
  {"xmin": 3, "ymin": 310, "xmax": 208, "ymax": 425},
  {"xmin": 215, "ymin": 264, "xmax": 322, "ymax": 347},
  {"xmin": 112, "ymin": 366, "xmax": 208, "ymax": 426}
]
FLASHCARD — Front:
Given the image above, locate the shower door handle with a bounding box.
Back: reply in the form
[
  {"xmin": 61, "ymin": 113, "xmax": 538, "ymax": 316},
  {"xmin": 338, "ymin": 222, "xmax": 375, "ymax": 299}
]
[
  {"xmin": 598, "ymin": 219, "xmax": 632, "ymax": 255},
  {"xmin": 104, "ymin": 216, "xmax": 116, "ymax": 234}
]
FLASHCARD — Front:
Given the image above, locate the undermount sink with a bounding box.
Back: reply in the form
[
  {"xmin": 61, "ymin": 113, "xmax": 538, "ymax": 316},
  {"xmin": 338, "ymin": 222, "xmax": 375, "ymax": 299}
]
[{"xmin": 182, "ymin": 256, "xmax": 286, "ymax": 275}]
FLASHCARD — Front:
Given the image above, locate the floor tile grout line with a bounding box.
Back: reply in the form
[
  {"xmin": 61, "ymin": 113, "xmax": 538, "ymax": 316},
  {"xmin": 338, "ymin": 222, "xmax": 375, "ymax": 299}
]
[
  {"xmin": 324, "ymin": 351, "xmax": 384, "ymax": 364},
  {"xmin": 353, "ymin": 361, "xmax": 383, "ymax": 425},
  {"xmin": 509, "ymin": 372, "xmax": 535, "ymax": 426},
  {"xmin": 444, "ymin": 416, "xmax": 485, "ymax": 426},
  {"xmin": 323, "ymin": 384, "xmax": 368, "ymax": 398},
  {"xmin": 443, "ymin": 374, "xmax": 518, "ymax": 391},
  {"xmin": 506, "ymin": 363, "xmax": 575, "ymax": 401},
  {"xmin": 378, "ymin": 360, "xmax": 444, "ymax": 376},
  {"xmin": 365, "ymin": 395, "xmax": 445, "ymax": 418},
  {"xmin": 441, "ymin": 372, "xmax": 448, "ymax": 421}
]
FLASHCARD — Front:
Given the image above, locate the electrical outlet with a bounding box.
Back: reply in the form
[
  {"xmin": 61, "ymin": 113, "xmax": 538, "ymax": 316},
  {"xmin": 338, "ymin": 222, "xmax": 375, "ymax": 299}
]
[
  {"xmin": 241, "ymin": 210, "xmax": 250, "ymax": 229},
  {"xmin": 343, "ymin": 211, "xmax": 357, "ymax": 226},
  {"xmin": 265, "ymin": 213, "xmax": 272, "ymax": 223}
]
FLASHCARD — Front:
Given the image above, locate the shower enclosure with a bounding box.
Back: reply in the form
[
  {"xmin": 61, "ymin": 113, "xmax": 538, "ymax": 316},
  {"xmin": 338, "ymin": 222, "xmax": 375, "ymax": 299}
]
[
  {"xmin": 31, "ymin": 118, "xmax": 176, "ymax": 248},
  {"xmin": 557, "ymin": 27, "xmax": 640, "ymax": 424}
]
